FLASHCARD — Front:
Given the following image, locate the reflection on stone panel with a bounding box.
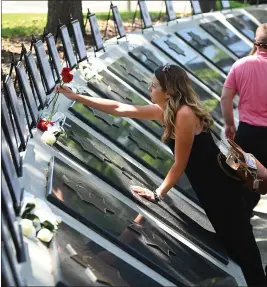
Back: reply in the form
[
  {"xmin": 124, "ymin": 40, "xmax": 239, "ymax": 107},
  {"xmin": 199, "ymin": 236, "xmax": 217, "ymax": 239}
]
[
  {"xmin": 152, "ymin": 35, "xmax": 225, "ymax": 95},
  {"xmin": 200, "ymin": 20, "xmax": 251, "ymax": 57},
  {"xmin": 87, "ymin": 70, "xmax": 164, "ymax": 139},
  {"xmin": 107, "ymin": 57, "xmax": 151, "ymax": 99},
  {"xmin": 54, "ymin": 121, "xmax": 229, "ymax": 265},
  {"xmin": 53, "ymin": 222, "xmax": 161, "ymax": 286},
  {"xmin": 48, "ymin": 159, "xmax": 236, "ymax": 286}
]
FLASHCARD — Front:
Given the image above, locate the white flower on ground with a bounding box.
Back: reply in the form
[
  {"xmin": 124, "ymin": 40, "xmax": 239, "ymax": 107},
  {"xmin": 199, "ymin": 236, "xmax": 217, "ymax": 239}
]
[
  {"xmin": 20, "ymin": 219, "xmax": 36, "ymax": 239},
  {"xmin": 37, "ymin": 228, "xmax": 54, "ymax": 243}
]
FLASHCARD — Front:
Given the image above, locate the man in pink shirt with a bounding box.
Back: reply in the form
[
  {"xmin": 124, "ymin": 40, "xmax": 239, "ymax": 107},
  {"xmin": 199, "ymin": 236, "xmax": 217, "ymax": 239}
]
[{"xmin": 221, "ymin": 23, "xmax": 267, "ymax": 216}]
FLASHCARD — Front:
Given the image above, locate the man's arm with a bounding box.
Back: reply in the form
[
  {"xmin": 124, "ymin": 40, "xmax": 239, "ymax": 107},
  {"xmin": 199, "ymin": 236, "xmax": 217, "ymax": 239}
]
[{"xmin": 221, "ymin": 87, "xmax": 236, "ymax": 139}]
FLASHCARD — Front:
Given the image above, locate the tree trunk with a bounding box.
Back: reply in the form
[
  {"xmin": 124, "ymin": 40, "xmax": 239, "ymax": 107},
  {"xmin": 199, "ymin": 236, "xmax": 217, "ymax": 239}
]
[
  {"xmin": 199, "ymin": 1, "xmax": 216, "ymax": 13},
  {"xmin": 46, "ymin": 0, "xmax": 85, "ymax": 36}
]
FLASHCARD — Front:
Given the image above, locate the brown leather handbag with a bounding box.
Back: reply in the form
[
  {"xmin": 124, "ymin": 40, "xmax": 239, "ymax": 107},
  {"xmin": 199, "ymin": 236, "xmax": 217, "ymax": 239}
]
[{"xmin": 211, "ymin": 129, "xmax": 267, "ymax": 195}]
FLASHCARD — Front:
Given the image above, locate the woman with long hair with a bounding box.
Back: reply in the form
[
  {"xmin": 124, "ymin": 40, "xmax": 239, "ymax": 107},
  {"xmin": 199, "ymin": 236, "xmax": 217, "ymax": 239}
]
[{"xmin": 57, "ymin": 64, "xmax": 266, "ymax": 286}]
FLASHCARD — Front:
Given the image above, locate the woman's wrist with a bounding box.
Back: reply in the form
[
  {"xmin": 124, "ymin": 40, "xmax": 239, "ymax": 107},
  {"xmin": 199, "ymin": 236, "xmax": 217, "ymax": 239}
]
[{"xmin": 153, "ymin": 188, "xmax": 164, "ymax": 202}]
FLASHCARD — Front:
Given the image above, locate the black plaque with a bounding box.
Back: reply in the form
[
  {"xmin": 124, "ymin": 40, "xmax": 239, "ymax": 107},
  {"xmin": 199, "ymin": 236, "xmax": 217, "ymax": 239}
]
[
  {"xmin": 47, "ymin": 157, "xmax": 235, "ymax": 285},
  {"xmin": 2, "ymin": 172, "xmax": 26, "ymax": 262},
  {"xmin": 55, "ymin": 119, "xmax": 230, "ymax": 265},
  {"xmin": 59, "ymin": 25, "xmax": 78, "ymax": 69},
  {"xmin": 71, "ymin": 19, "xmax": 88, "ymax": 63},
  {"xmin": 190, "ymin": 82, "xmax": 224, "ymax": 127},
  {"xmin": 34, "ymin": 40, "xmax": 56, "ymax": 94},
  {"xmin": 1, "ymin": 130, "xmax": 24, "ymax": 214},
  {"xmin": 2, "ymin": 216, "xmax": 25, "ymax": 286},
  {"xmin": 190, "ymin": 0, "xmax": 202, "ymax": 15},
  {"xmin": 15, "ymin": 61, "xmax": 39, "ymax": 127},
  {"xmin": 226, "ymin": 14, "xmax": 258, "ymax": 41},
  {"xmin": 128, "ymin": 45, "xmax": 225, "ymax": 126},
  {"xmin": 112, "ymin": 5, "xmax": 126, "ymax": 38},
  {"xmin": 139, "ymin": 0, "xmax": 153, "ymax": 28},
  {"xmin": 2, "ymin": 95, "xmax": 22, "ymax": 176},
  {"xmin": 88, "ymin": 14, "xmax": 104, "ymax": 52},
  {"xmin": 24, "ymin": 51, "xmax": 47, "ymax": 108},
  {"xmin": 108, "ymin": 57, "xmax": 151, "ymax": 99},
  {"xmin": 69, "ymin": 102, "xmax": 202, "ymax": 204},
  {"xmin": 220, "ymin": 0, "xmax": 231, "ymax": 9},
  {"xmin": 200, "ymin": 20, "xmax": 251, "ymax": 58},
  {"xmin": 129, "ymin": 45, "xmax": 164, "ymax": 73},
  {"xmin": 152, "ymin": 35, "xmax": 225, "ymax": 96},
  {"xmin": 69, "ymin": 102, "xmax": 174, "ymax": 178},
  {"xmin": 3, "ymin": 75, "xmax": 29, "ymax": 151},
  {"xmin": 87, "ymin": 70, "xmax": 164, "ymax": 138},
  {"xmin": 246, "ymin": 9, "xmax": 267, "ymax": 24},
  {"xmin": 176, "ymin": 27, "xmax": 236, "ymax": 74},
  {"xmin": 165, "ymin": 0, "xmax": 177, "ymax": 21},
  {"xmin": 51, "ymin": 221, "xmax": 161, "ymax": 286},
  {"xmin": 46, "ymin": 33, "xmax": 62, "ymax": 81}
]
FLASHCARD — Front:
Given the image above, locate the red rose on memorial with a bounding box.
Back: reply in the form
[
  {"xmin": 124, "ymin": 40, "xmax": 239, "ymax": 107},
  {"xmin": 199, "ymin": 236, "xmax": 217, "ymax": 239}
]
[{"xmin": 37, "ymin": 67, "xmax": 73, "ymax": 132}]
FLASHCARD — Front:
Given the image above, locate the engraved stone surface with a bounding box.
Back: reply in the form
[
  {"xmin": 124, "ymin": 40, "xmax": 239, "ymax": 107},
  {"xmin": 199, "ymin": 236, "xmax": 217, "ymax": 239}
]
[
  {"xmin": 226, "ymin": 14, "xmax": 258, "ymax": 41},
  {"xmin": 152, "ymin": 35, "xmax": 225, "ymax": 96},
  {"xmin": 127, "ymin": 222, "xmax": 176, "ymax": 257},
  {"xmin": 128, "ymin": 45, "xmax": 224, "ymax": 126},
  {"xmin": 52, "ymin": 222, "xmax": 160, "ymax": 286},
  {"xmin": 87, "ymin": 70, "xmax": 164, "ymax": 138},
  {"xmin": 246, "ymin": 9, "xmax": 267, "ymax": 24},
  {"xmin": 176, "ymin": 27, "xmax": 235, "ymax": 74},
  {"xmin": 69, "ymin": 102, "xmax": 174, "ymax": 179},
  {"xmin": 48, "ymin": 158, "xmax": 235, "ymax": 285},
  {"xmin": 129, "ymin": 46, "xmax": 163, "ymax": 72},
  {"xmin": 107, "ymin": 57, "xmax": 151, "ymax": 98},
  {"xmin": 55, "ymin": 121, "xmax": 229, "ymax": 264},
  {"xmin": 200, "ymin": 20, "xmax": 251, "ymax": 58},
  {"xmin": 62, "ymin": 175, "xmax": 115, "ymax": 214}
]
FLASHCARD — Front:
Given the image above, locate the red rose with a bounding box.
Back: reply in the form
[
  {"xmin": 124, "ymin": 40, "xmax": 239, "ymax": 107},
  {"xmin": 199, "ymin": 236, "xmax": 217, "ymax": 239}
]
[
  {"xmin": 62, "ymin": 73, "xmax": 74, "ymax": 83},
  {"xmin": 37, "ymin": 119, "xmax": 54, "ymax": 131},
  {"xmin": 61, "ymin": 67, "xmax": 71, "ymax": 77}
]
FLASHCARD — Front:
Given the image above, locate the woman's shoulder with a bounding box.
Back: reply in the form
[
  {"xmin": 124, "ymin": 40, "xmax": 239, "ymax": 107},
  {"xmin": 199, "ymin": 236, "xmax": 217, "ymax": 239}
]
[{"xmin": 176, "ymin": 105, "xmax": 198, "ymax": 122}]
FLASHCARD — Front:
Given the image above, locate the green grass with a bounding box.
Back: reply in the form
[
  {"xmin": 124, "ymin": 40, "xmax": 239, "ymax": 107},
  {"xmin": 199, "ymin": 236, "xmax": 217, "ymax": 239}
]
[{"xmin": 1, "ymin": 1, "xmax": 252, "ymax": 39}]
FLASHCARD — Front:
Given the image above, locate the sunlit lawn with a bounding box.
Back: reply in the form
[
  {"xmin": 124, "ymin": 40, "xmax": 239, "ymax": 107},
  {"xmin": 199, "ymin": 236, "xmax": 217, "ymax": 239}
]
[{"xmin": 1, "ymin": 1, "xmax": 250, "ymax": 39}]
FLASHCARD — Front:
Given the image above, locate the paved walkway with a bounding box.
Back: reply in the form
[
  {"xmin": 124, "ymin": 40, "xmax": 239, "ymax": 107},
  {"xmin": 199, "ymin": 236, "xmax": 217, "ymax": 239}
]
[{"xmin": 2, "ymin": 0, "xmax": 191, "ymax": 13}]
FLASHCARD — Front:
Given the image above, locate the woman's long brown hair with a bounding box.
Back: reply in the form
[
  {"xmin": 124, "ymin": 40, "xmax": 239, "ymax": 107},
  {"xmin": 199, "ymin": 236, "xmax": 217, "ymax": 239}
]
[{"xmin": 155, "ymin": 65, "xmax": 213, "ymax": 142}]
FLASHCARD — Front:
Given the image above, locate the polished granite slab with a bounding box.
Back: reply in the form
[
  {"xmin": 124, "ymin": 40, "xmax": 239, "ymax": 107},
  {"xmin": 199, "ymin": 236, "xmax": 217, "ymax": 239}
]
[
  {"xmin": 175, "ymin": 27, "xmax": 236, "ymax": 74},
  {"xmin": 129, "ymin": 45, "xmax": 225, "ymax": 126},
  {"xmin": 225, "ymin": 14, "xmax": 258, "ymax": 41},
  {"xmin": 51, "ymin": 221, "xmax": 161, "ymax": 286},
  {"xmin": 200, "ymin": 19, "xmax": 251, "ymax": 58},
  {"xmin": 152, "ymin": 35, "xmax": 225, "ymax": 95},
  {"xmin": 246, "ymin": 8, "xmax": 267, "ymax": 23},
  {"xmin": 129, "ymin": 46, "xmax": 164, "ymax": 73},
  {"xmin": 107, "ymin": 57, "xmax": 151, "ymax": 99},
  {"xmin": 54, "ymin": 122, "xmax": 229, "ymax": 264},
  {"xmin": 68, "ymin": 102, "xmax": 201, "ymax": 203},
  {"xmin": 87, "ymin": 70, "xmax": 164, "ymax": 139},
  {"xmin": 47, "ymin": 157, "xmax": 233, "ymax": 285}
]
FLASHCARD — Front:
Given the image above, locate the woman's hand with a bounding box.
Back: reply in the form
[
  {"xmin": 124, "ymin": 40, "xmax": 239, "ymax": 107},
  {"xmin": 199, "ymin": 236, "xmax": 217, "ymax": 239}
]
[
  {"xmin": 130, "ymin": 186, "xmax": 156, "ymax": 202},
  {"xmin": 56, "ymin": 85, "xmax": 78, "ymax": 101}
]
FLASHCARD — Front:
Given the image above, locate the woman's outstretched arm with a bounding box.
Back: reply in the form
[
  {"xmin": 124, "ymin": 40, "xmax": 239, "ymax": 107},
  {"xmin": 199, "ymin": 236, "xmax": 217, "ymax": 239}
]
[{"xmin": 56, "ymin": 85, "xmax": 162, "ymax": 120}]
